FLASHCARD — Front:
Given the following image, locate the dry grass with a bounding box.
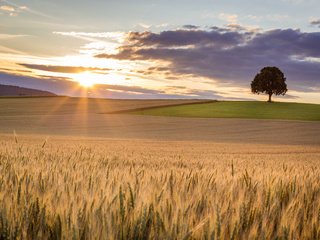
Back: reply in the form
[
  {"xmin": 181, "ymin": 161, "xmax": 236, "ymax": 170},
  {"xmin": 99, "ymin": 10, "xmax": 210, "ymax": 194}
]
[{"xmin": 0, "ymin": 135, "xmax": 319, "ymax": 239}]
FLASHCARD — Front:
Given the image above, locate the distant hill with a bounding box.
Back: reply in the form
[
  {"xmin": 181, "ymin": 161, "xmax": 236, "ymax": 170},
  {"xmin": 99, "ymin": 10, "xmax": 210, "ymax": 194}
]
[{"xmin": 0, "ymin": 84, "xmax": 57, "ymax": 97}]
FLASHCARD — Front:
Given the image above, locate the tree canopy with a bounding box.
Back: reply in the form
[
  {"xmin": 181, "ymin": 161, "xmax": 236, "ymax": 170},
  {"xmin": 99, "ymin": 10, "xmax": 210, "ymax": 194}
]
[{"xmin": 251, "ymin": 66, "xmax": 287, "ymax": 102}]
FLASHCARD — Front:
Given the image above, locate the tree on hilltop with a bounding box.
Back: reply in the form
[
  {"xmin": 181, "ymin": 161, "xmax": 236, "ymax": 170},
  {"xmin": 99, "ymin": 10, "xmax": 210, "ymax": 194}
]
[{"xmin": 251, "ymin": 66, "xmax": 287, "ymax": 102}]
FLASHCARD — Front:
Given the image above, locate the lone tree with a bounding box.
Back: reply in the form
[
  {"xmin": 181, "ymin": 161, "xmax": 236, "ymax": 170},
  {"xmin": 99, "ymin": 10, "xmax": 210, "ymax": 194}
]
[{"xmin": 251, "ymin": 66, "xmax": 287, "ymax": 102}]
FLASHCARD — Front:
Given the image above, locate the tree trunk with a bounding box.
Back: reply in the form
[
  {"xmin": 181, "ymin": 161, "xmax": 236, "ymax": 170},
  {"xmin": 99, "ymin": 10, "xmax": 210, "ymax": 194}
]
[{"xmin": 268, "ymin": 93, "xmax": 272, "ymax": 102}]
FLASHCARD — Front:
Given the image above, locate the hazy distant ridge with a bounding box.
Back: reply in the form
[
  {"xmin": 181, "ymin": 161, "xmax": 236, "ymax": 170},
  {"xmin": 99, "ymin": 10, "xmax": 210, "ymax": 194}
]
[{"xmin": 0, "ymin": 84, "xmax": 56, "ymax": 97}]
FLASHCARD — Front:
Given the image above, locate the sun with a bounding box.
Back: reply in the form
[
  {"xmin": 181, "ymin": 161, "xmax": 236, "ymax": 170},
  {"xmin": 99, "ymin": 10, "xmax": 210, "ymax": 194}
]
[{"xmin": 74, "ymin": 72, "xmax": 96, "ymax": 88}]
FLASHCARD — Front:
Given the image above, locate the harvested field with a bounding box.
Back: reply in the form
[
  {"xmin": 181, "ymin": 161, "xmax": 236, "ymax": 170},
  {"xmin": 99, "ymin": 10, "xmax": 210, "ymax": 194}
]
[{"xmin": 0, "ymin": 98, "xmax": 319, "ymax": 145}]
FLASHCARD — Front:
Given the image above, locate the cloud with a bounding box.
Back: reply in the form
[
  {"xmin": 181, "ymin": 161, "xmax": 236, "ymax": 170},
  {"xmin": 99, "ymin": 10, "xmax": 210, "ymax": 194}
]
[
  {"xmin": 310, "ymin": 19, "xmax": 320, "ymax": 28},
  {"xmin": 53, "ymin": 31, "xmax": 125, "ymax": 41},
  {"xmin": 0, "ymin": 5, "xmax": 14, "ymax": 12},
  {"xmin": 218, "ymin": 13, "xmax": 238, "ymax": 24},
  {"xmin": 0, "ymin": 0, "xmax": 55, "ymax": 18},
  {"xmin": 19, "ymin": 64, "xmax": 110, "ymax": 74},
  {"xmin": 96, "ymin": 27, "xmax": 320, "ymax": 92},
  {"xmin": 138, "ymin": 23, "xmax": 152, "ymax": 29},
  {"xmin": 0, "ymin": 34, "xmax": 28, "ymax": 39},
  {"xmin": 0, "ymin": 4, "xmax": 16, "ymax": 16},
  {"xmin": 0, "ymin": 71, "xmax": 224, "ymax": 99},
  {"xmin": 182, "ymin": 25, "xmax": 200, "ymax": 30},
  {"xmin": 0, "ymin": 45, "xmax": 26, "ymax": 54},
  {"xmin": 53, "ymin": 31, "xmax": 125, "ymax": 55},
  {"xmin": 95, "ymin": 84, "xmax": 165, "ymax": 95},
  {"xmin": 0, "ymin": 67, "xmax": 32, "ymax": 74},
  {"xmin": 0, "ymin": 72, "xmax": 73, "ymax": 95},
  {"xmin": 97, "ymin": 29, "xmax": 246, "ymax": 51}
]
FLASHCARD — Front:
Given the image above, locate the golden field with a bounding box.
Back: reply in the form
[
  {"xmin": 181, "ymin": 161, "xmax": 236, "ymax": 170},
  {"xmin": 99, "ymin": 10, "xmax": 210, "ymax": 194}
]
[
  {"xmin": 0, "ymin": 98, "xmax": 320, "ymax": 239},
  {"xmin": 0, "ymin": 135, "xmax": 320, "ymax": 239}
]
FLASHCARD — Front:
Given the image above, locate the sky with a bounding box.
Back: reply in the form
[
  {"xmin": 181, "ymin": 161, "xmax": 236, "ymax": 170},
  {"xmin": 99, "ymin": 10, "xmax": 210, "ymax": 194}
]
[{"xmin": 0, "ymin": 0, "xmax": 320, "ymax": 103}]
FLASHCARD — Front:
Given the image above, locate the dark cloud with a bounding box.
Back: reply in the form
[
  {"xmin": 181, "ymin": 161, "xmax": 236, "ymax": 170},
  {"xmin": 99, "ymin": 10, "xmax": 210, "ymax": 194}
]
[
  {"xmin": 210, "ymin": 26, "xmax": 230, "ymax": 32},
  {"xmin": 165, "ymin": 86, "xmax": 188, "ymax": 90},
  {"xmin": 0, "ymin": 68, "xmax": 32, "ymax": 74},
  {"xmin": 117, "ymin": 29, "xmax": 245, "ymax": 48},
  {"xmin": 182, "ymin": 25, "xmax": 200, "ymax": 30},
  {"xmin": 148, "ymin": 67, "xmax": 171, "ymax": 72},
  {"xmin": 310, "ymin": 19, "xmax": 320, "ymax": 28},
  {"xmin": 19, "ymin": 64, "xmax": 110, "ymax": 74},
  {"xmin": 226, "ymin": 24, "xmax": 249, "ymax": 32},
  {"xmin": 96, "ymin": 28, "xmax": 320, "ymax": 92}
]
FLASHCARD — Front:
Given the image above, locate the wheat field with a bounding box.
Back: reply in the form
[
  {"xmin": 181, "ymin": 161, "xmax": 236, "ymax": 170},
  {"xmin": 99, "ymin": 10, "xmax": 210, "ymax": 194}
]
[{"xmin": 0, "ymin": 134, "xmax": 319, "ymax": 239}]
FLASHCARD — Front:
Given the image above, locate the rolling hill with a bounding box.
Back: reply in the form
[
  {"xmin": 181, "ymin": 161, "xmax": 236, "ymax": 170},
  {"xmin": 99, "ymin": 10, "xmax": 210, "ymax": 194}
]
[
  {"xmin": 130, "ymin": 101, "xmax": 320, "ymax": 121},
  {"xmin": 0, "ymin": 84, "xmax": 57, "ymax": 97}
]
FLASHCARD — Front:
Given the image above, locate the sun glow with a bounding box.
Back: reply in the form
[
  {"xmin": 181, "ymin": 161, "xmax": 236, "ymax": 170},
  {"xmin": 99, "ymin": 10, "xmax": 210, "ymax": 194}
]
[{"xmin": 74, "ymin": 72, "xmax": 97, "ymax": 88}]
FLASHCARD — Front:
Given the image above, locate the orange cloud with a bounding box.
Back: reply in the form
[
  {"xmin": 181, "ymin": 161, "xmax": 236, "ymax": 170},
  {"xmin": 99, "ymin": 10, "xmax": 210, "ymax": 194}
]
[{"xmin": 0, "ymin": 5, "xmax": 15, "ymax": 12}]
